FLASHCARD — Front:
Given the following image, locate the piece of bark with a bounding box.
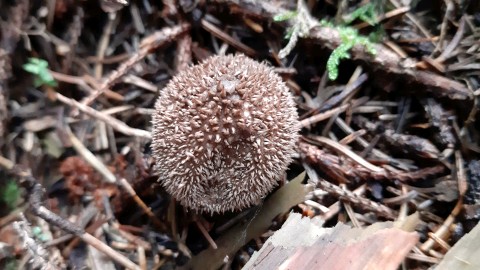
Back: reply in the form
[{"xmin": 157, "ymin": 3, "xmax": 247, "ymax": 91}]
[
  {"xmin": 435, "ymin": 220, "xmax": 480, "ymax": 270},
  {"xmin": 244, "ymin": 213, "xmax": 419, "ymax": 270}
]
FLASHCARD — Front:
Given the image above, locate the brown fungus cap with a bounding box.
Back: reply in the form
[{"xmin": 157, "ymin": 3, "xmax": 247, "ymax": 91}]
[{"xmin": 152, "ymin": 54, "xmax": 299, "ymax": 214}]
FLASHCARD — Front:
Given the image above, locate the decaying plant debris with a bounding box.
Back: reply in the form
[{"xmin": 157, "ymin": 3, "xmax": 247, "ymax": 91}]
[{"xmin": 0, "ymin": 0, "xmax": 479, "ymax": 269}]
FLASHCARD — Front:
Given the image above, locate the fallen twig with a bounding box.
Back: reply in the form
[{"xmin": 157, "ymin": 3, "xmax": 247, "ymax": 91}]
[
  {"xmin": 56, "ymin": 92, "xmax": 152, "ymax": 139},
  {"xmin": 81, "ymin": 23, "xmax": 190, "ymax": 106},
  {"xmin": 304, "ymin": 163, "xmax": 398, "ymax": 219}
]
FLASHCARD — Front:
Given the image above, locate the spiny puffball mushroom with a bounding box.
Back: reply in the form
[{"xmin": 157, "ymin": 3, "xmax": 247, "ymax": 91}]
[{"xmin": 152, "ymin": 54, "xmax": 299, "ymax": 214}]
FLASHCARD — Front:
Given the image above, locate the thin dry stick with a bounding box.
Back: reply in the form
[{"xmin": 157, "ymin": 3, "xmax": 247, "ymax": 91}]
[
  {"xmin": 320, "ymin": 72, "xmax": 368, "ymax": 112},
  {"xmin": 397, "ymin": 185, "xmax": 410, "ymax": 222},
  {"xmin": 49, "ymin": 70, "xmax": 124, "ymax": 101},
  {"xmin": 406, "ymin": 253, "xmax": 441, "ymax": 264},
  {"xmin": 319, "ymin": 185, "xmax": 366, "ymax": 221},
  {"xmin": 432, "ymin": 0, "xmax": 454, "ymax": 54},
  {"xmin": 122, "ymin": 74, "xmax": 158, "ymax": 93},
  {"xmin": 67, "ymin": 127, "xmax": 116, "ymax": 183},
  {"xmin": 194, "ymin": 218, "xmax": 218, "ymax": 250},
  {"xmin": 427, "ymin": 232, "xmax": 451, "ymax": 251},
  {"xmin": 61, "ymin": 7, "xmax": 83, "ymax": 74},
  {"xmin": 94, "ymin": 12, "xmax": 117, "ymax": 79},
  {"xmin": 45, "ymin": 204, "xmax": 99, "ymax": 247},
  {"xmin": 138, "ymin": 246, "xmax": 147, "ymax": 270},
  {"xmin": 82, "ymin": 233, "xmax": 140, "ymax": 270},
  {"xmin": 428, "ymin": 249, "xmax": 444, "ymax": 259},
  {"xmin": 420, "ymin": 150, "xmax": 467, "ymax": 252},
  {"xmin": 343, "ymin": 201, "xmax": 361, "ymax": 228},
  {"xmin": 389, "ymin": 0, "xmax": 435, "ymax": 44},
  {"xmin": 338, "ymin": 129, "xmax": 366, "ymax": 145},
  {"xmin": 420, "ymin": 198, "xmax": 462, "ymax": 252},
  {"xmin": 118, "ymin": 178, "xmax": 167, "ymax": 230},
  {"xmin": 56, "ymin": 92, "xmax": 152, "ymax": 139},
  {"xmin": 200, "ymin": 18, "xmax": 256, "ymax": 56},
  {"xmin": 455, "ymin": 150, "xmax": 468, "ymax": 196},
  {"xmin": 81, "ymin": 23, "xmax": 189, "ymax": 106},
  {"xmin": 0, "ymin": 59, "xmax": 8, "ymax": 138},
  {"xmin": 305, "ymin": 164, "xmax": 397, "ymax": 219},
  {"xmin": 167, "ymin": 198, "xmax": 178, "ymax": 241},
  {"xmin": 304, "ymin": 199, "xmax": 329, "ymax": 213},
  {"xmin": 300, "ymin": 104, "xmax": 349, "ymax": 128},
  {"xmin": 434, "ymin": 16, "xmax": 466, "ymax": 63},
  {"xmin": 306, "ymin": 135, "xmax": 384, "ymax": 172},
  {"xmin": 114, "ymin": 223, "xmax": 152, "ymax": 250}
]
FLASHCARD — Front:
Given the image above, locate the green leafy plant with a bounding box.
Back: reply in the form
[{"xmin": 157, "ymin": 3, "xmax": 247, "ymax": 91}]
[
  {"xmin": 322, "ymin": 2, "xmax": 381, "ymax": 80},
  {"xmin": 274, "ymin": 1, "xmax": 381, "ymax": 80},
  {"xmin": 1, "ymin": 180, "xmax": 20, "ymax": 209},
  {"xmin": 326, "ymin": 26, "xmax": 377, "ymax": 80},
  {"xmin": 22, "ymin": 58, "xmax": 58, "ymax": 87}
]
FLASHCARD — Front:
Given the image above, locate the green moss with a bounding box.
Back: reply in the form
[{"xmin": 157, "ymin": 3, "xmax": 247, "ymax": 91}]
[{"xmin": 326, "ymin": 26, "xmax": 377, "ymax": 80}]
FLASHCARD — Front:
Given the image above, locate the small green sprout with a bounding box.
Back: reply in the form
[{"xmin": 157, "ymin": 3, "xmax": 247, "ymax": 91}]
[
  {"xmin": 22, "ymin": 58, "xmax": 58, "ymax": 87},
  {"xmin": 2, "ymin": 180, "xmax": 20, "ymax": 209}
]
